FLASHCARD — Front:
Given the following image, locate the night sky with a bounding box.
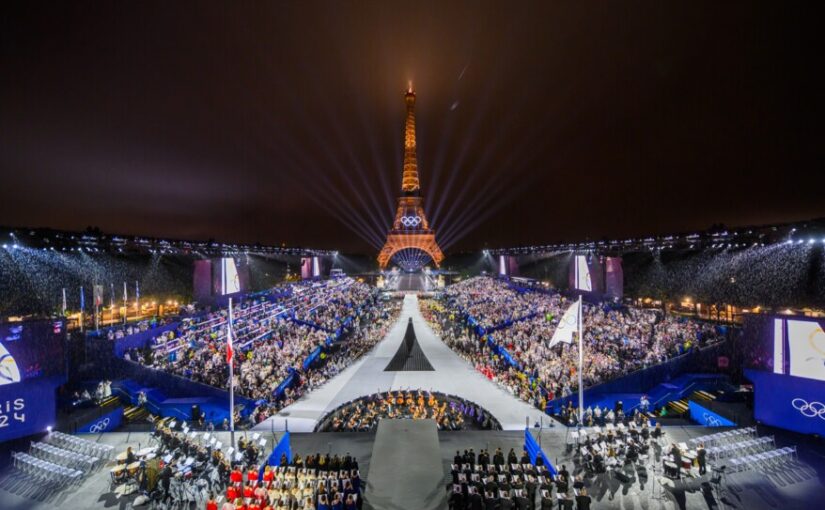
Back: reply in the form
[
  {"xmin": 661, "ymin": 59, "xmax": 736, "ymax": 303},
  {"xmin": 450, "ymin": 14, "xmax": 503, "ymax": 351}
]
[{"xmin": 1, "ymin": 1, "xmax": 823, "ymax": 254}]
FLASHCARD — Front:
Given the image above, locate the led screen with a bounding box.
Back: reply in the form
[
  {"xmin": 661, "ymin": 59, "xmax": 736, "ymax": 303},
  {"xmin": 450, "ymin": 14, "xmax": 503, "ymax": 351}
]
[
  {"xmin": 787, "ymin": 319, "xmax": 825, "ymax": 382},
  {"xmin": 575, "ymin": 255, "xmax": 592, "ymax": 292},
  {"xmin": 0, "ymin": 320, "xmax": 65, "ymax": 385},
  {"xmin": 221, "ymin": 257, "xmax": 241, "ymax": 295},
  {"xmin": 0, "ymin": 377, "xmax": 59, "ymax": 441}
]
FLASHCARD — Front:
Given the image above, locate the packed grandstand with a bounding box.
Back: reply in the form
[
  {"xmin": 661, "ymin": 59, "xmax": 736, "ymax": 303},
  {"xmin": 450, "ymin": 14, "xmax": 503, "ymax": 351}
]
[{"xmin": 2, "ymin": 230, "xmax": 824, "ymax": 510}]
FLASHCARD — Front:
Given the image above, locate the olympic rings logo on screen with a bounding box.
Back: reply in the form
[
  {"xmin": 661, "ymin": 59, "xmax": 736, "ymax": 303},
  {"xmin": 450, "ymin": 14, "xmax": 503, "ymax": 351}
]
[
  {"xmin": 702, "ymin": 413, "xmax": 723, "ymax": 427},
  {"xmin": 89, "ymin": 418, "xmax": 111, "ymax": 433},
  {"xmin": 400, "ymin": 216, "xmax": 422, "ymax": 228},
  {"xmin": 791, "ymin": 398, "xmax": 825, "ymax": 420}
]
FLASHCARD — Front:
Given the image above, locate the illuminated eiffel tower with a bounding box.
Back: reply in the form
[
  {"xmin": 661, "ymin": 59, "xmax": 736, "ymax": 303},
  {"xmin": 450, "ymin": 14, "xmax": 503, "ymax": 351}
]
[{"xmin": 377, "ymin": 86, "xmax": 444, "ymax": 270}]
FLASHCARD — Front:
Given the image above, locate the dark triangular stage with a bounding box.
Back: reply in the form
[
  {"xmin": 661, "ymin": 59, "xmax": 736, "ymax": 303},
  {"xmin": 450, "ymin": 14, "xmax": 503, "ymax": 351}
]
[{"xmin": 384, "ymin": 318, "xmax": 434, "ymax": 371}]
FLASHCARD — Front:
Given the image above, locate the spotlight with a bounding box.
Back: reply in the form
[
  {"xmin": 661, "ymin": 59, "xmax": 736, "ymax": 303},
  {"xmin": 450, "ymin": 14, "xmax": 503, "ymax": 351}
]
[
  {"xmin": 46, "ymin": 425, "xmax": 53, "ymax": 433},
  {"xmin": 1, "ymin": 244, "xmax": 6, "ymax": 249}
]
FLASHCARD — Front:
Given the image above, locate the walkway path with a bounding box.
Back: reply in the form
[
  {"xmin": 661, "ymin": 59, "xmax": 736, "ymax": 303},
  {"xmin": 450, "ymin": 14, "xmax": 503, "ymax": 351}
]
[{"xmin": 254, "ymin": 294, "xmax": 547, "ymax": 432}]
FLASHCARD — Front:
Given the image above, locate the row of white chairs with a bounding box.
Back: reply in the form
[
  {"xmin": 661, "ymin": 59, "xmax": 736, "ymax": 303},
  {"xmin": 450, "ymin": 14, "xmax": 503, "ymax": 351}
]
[
  {"xmin": 11, "ymin": 451, "xmax": 83, "ymax": 487},
  {"xmin": 30, "ymin": 441, "xmax": 99, "ymax": 472},
  {"xmin": 727, "ymin": 446, "xmax": 797, "ymax": 473},
  {"xmin": 707, "ymin": 436, "xmax": 774, "ymax": 461},
  {"xmin": 689, "ymin": 426, "xmax": 756, "ymax": 448},
  {"xmin": 47, "ymin": 430, "xmax": 114, "ymax": 459}
]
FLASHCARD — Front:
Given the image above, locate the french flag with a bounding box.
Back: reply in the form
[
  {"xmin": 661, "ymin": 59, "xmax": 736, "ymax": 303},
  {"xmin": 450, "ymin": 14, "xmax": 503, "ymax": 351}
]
[{"xmin": 226, "ymin": 303, "xmax": 234, "ymax": 364}]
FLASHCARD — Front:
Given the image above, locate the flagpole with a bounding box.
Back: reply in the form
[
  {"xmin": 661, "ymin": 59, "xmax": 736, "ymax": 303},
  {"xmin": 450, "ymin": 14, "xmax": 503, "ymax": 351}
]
[
  {"xmin": 577, "ymin": 294, "xmax": 584, "ymax": 424},
  {"xmin": 228, "ymin": 297, "xmax": 235, "ymax": 449},
  {"xmin": 123, "ymin": 282, "xmax": 128, "ymax": 325},
  {"xmin": 80, "ymin": 286, "xmax": 85, "ymax": 333}
]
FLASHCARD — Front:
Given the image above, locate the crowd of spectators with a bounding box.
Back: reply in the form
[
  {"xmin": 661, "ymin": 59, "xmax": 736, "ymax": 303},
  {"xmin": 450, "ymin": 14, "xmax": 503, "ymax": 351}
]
[
  {"xmin": 101, "ymin": 316, "xmax": 178, "ymax": 340},
  {"xmin": 427, "ymin": 277, "xmax": 727, "ymax": 413},
  {"xmin": 125, "ymin": 279, "xmax": 399, "ymax": 423},
  {"xmin": 442, "ymin": 278, "xmax": 547, "ymax": 330},
  {"xmin": 248, "ymin": 301, "xmax": 401, "ymax": 424}
]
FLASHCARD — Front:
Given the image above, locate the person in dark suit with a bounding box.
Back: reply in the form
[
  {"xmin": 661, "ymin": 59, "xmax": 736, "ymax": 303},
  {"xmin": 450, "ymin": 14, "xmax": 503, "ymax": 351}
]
[
  {"xmin": 558, "ymin": 465, "xmax": 570, "ymax": 482},
  {"xmin": 479, "ymin": 449, "xmax": 489, "ymax": 468},
  {"xmin": 574, "ymin": 488, "xmax": 591, "ymax": 510},
  {"xmin": 558, "ymin": 491, "xmax": 574, "ymax": 510},
  {"xmin": 671, "ymin": 445, "xmax": 682, "ymax": 479},
  {"xmin": 449, "ymin": 484, "xmax": 464, "ymax": 510},
  {"xmin": 697, "ymin": 443, "xmax": 707, "ymax": 475},
  {"xmin": 483, "ymin": 491, "xmax": 497, "ymax": 510},
  {"xmin": 469, "ymin": 488, "xmax": 483, "ymax": 510},
  {"xmin": 541, "ymin": 491, "xmax": 554, "ymax": 510},
  {"xmin": 454, "ymin": 451, "xmax": 463, "ymax": 466},
  {"xmin": 499, "ymin": 493, "xmax": 515, "ymax": 510},
  {"xmin": 484, "ymin": 476, "xmax": 497, "ymax": 493},
  {"xmin": 494, "ymin": 448, "xmax": 505, "ymax": 467},
  {"xmin": 507, "ymin": 448, "xmax": 518, "ymax": 466}
]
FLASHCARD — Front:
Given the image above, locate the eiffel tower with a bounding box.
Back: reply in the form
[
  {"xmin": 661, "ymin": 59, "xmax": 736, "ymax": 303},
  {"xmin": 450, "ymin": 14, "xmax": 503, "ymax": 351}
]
[{"xmin": 378, "ymin": 86, "xmax": 444, "ymax": 270}]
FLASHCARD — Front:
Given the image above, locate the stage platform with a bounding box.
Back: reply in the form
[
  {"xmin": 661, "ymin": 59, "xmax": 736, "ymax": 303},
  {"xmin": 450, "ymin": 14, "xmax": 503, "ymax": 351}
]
[
  {"xmin": 254, "ymin": 294, "xmax": 548, "ymax": 432},
  {"xmin": 388, "ymin": 273, "xmax": 433, "ymax": 292},
  {"xmin": 364, "ymin": 419, "xmax": 447, "ymax": 510}
]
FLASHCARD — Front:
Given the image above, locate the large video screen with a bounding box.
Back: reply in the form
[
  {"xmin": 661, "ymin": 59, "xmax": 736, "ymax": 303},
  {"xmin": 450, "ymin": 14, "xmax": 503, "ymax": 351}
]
[
  {"xmin": 0, "ymin": 377, "xmax": 59, "ymax": 441},
  {"xmin": 574, "ymin": 255, "xmax": 592, "ymax": 292},
  {"xmin": 221, "ymin": 257, "xmax": 241, "ymax": 295},
  {"xmin": 747, "ymin": 369, "xmax": 825, "ymax": 436},
  {"xmin": 787, "ymin": 318, "xmax": 825, "ymax": 382},
  {"xmin": 301, "ymin": 257, "xmax": 323, "ymax": 279},
  {"xmin": 0, "ymin": 320, "xmax": 66, "ymax": 385}
]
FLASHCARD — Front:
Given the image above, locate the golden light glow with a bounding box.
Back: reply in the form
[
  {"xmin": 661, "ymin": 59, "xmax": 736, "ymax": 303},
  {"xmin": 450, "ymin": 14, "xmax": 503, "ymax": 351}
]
[{"xmin": 378, "ymin": 88, "xmax": 443, "ymax": 269}]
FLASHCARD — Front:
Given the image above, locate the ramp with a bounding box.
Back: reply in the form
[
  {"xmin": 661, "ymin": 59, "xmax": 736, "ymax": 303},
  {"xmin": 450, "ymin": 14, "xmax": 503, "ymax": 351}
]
[
  {"xmin": 364, "ymin": 419, "xmax": 447, "ymax": 510},
  {"xmin": 384, "ymin": 318, "xmax": 434, "ymax": 371}
]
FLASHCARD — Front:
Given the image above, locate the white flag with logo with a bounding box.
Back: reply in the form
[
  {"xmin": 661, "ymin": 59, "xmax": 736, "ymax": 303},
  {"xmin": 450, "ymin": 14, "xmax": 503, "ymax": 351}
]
[{"xmin": 549, "ymin": 300, "xmax": 580, "ymax": 348}]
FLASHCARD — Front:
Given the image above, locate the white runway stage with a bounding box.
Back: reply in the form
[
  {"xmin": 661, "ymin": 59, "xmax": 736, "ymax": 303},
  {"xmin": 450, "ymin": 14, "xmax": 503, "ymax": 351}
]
[{"xmin": 255, "ymin": 294, "xmax": 547, "ymax": 432}]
